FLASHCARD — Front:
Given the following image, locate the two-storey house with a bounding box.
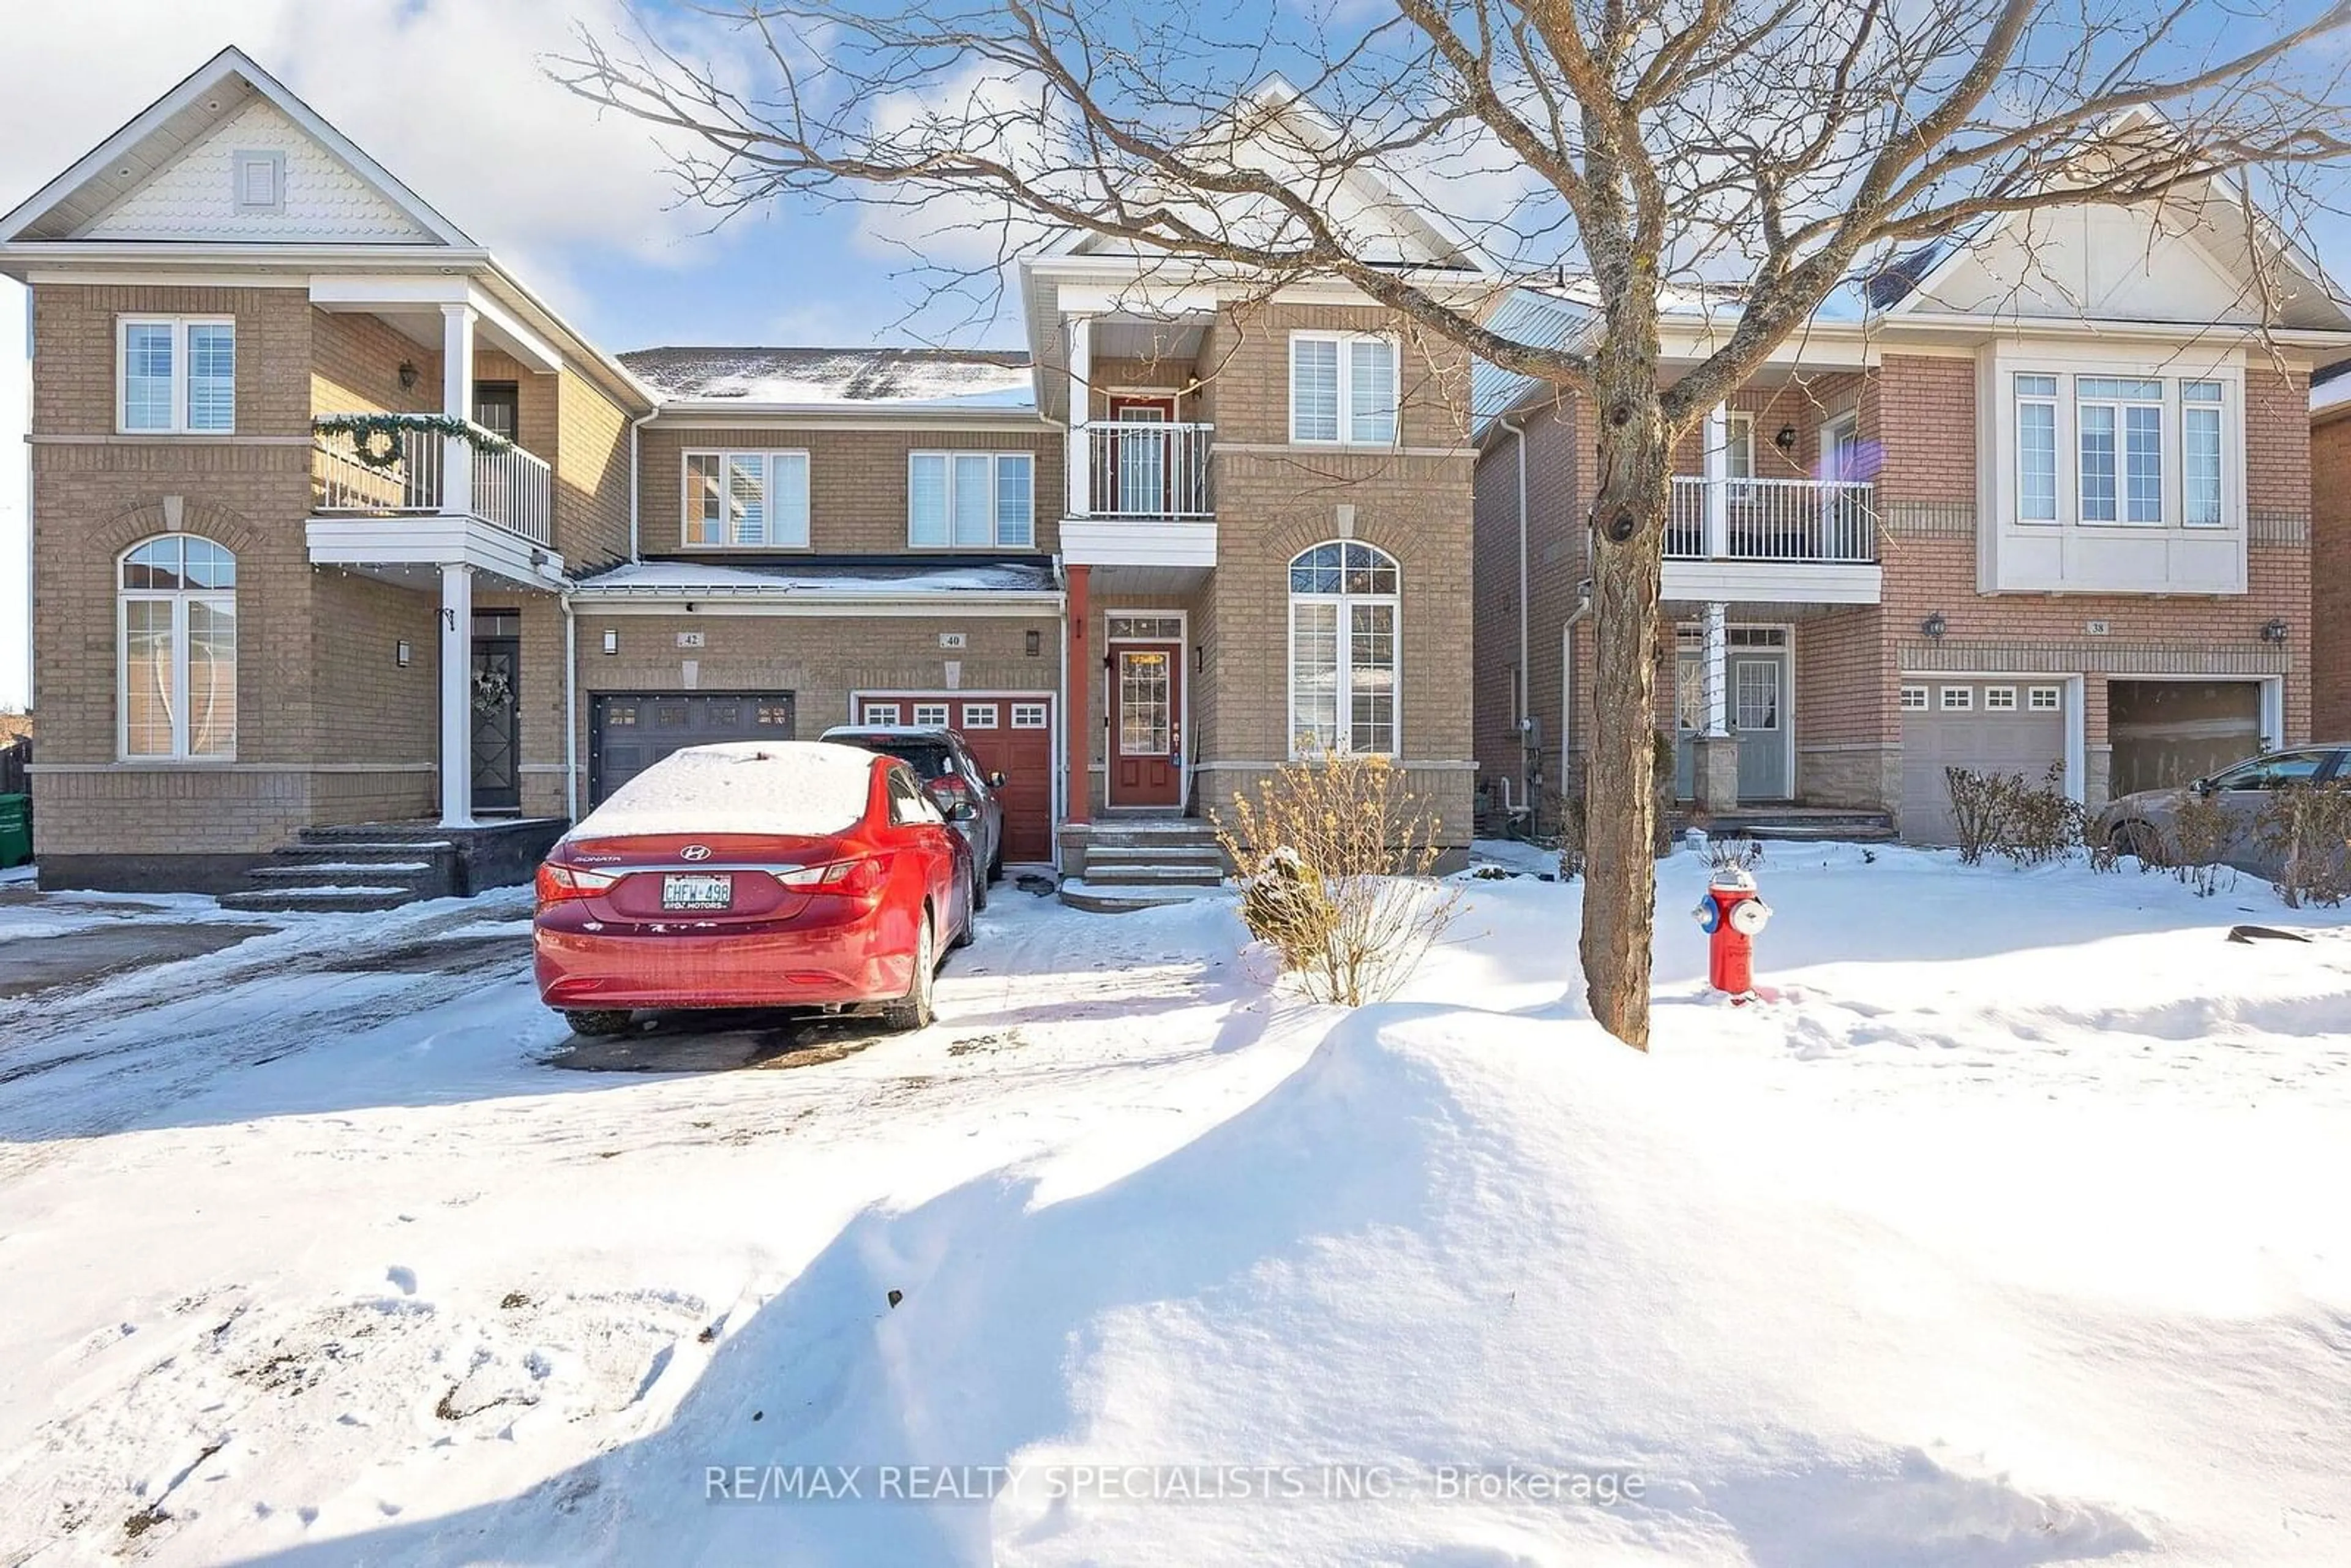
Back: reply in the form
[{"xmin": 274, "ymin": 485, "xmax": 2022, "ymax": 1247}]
[
  {"xmin": 2, "ymin": 51, "xmax": 1489, "ymax": 898},
  {"xmin": 1474, "ymin": 192, "xmax": 2351, "ymax": 844}
]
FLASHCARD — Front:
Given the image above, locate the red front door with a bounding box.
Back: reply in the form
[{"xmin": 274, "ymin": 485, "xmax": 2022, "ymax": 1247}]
[{"xmin": 1111, "ymin": 643, "xmax": 1182, "ymax": 808}]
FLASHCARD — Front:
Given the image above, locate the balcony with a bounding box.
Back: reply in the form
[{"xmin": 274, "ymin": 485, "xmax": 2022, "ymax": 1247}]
[
  {"xmin": 1060, "ymin": 421, "xmax": 1217, "ymax": 579},
  {"xmin": 308, "ymin": 415, "xmax": 562, "ymax": 587},
  {"xmin": 1662, "ymin": 476, "xmax": 1883, "ymax": 605}
]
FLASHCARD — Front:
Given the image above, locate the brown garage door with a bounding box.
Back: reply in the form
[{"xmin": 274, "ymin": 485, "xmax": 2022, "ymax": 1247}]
[
  {"xmin": 2109, "ymin": 680, "xmax": 2262, "ymax": 795},
  {"xmin": 588, "ymin": 692, "xmax": 796, "ymax": 805},
  {"xmin": 852, "ymin": 692, "xmax": 1056, "ymax": 863},
  {"xmin": 1900, "ymin": 679, "xmax": 2067, "ymax": 844}
]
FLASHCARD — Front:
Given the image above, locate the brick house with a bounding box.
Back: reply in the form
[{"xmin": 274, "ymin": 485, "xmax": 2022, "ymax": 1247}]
[
  {"xmin": 1474, "ymin": 200, "xmax": 2351, "ymax": 843},
  {"xmin": 2310, "ymin": 366, "xmax": 2351, "ymax": 740},
  {"xmin": 0, "ymin": 51, "xmax": 1488, "ymax": 896}
]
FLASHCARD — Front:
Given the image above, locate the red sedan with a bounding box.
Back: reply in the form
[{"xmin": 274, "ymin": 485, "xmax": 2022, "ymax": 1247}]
[{"xmin": 534, "ymin": 741, "xmax": 975, "ymax": 1037}]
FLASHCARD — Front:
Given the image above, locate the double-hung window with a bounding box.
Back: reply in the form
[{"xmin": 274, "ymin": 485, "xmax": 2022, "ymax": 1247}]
[
  {"xmin": 2014, "ymin": 375, "xmax": 2060, "ymax": 522},
  {"xmin": 119, "ymin": 317, "xmax": 236, "ymax": 433},
  {"xmin": 1288, "ymin": 540, "xmax": 1400, "ymax": 756},
  {"xmin": 908, "ymin": 452, "xmax": 1034, "ymax": 547},
  {"xmin": 2075, "ymin": 378, "xmax": 2164, "ymax": 525},
  {"xmin": 1289, "ymin": 332, "xmax": 1398, "ymax": 445},
  {"xmin": 684, "ymin": 451, "xmax": 809, "ymax": 547},
  {"xmin": 2182, "ymin": 381, "xmax": 2224, "ymax": 528}
]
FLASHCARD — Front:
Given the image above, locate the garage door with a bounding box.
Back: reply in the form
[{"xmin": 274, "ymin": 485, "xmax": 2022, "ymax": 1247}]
[
  {"xmin": 853, "ymin": 692, "xmax": 1056, "ymax": 863},
  {"xmin": 1900, "ymin": 679, "xmax": 2067, "ymax": 844},
  {"xmin": 2109, "ymin": 680, "xmax": 2262, "ymax": 795},
  {"xmin": 589, "ymin": 692, "xmax": 796, "ymax": 805}
]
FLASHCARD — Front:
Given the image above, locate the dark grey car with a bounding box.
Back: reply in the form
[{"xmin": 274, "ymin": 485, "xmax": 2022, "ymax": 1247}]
[
  {"xmin": 820, "ymin": 726, "xmax": 1008, "ymax": 895},
  {"xmin": 2094, "ymin": 745, "xmax": 2351, "ymax": 870}
]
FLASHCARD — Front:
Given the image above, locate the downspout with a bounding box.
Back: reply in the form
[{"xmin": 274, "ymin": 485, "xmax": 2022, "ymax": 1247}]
[
  {"xmin": 626, "ymin": 410, "xmax": 656, "ymax": 561},
  {"xmin": 561, "ymin": 591, "xmax": 579, "ymax": 823},
  {"xmin": 1560, "ymin": 590, "xmax": 1593, "ymax": 791}
]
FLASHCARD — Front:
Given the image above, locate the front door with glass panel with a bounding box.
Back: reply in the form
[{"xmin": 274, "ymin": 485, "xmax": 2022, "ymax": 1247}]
[
  {"xmin": 1731, "ymin": 655, "xmax": 1788, "ymax": 799},
  {"xmin": 470, "ymin": 609, "xmax": 522, "ymax": 815},
  {"xmin": 1111, "ymin": 642, "xmax": 1183, "ymax": 807}
]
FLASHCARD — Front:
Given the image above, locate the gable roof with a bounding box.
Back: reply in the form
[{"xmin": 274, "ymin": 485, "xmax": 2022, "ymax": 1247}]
[{"xmin": 0, "ymin": 45, "xmax": 471, "ymax": 247}]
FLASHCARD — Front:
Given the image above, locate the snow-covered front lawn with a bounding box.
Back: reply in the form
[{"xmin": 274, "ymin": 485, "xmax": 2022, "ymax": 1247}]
[{"xmin": 2, "ymin": 846, "xmax": 2349, "ymax": 1564}]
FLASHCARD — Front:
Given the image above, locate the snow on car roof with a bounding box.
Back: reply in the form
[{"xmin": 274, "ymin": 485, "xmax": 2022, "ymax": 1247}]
[{"xmin": 565, "ymin": 741, "xmax": 879, "ymax": 842}]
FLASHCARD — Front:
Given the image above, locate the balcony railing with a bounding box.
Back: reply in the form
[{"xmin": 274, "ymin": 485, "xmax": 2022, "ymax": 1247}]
[
  {"xmin": 1084, "ymin": 421, "xmax": 1213, "ymax": 519},
  {"xmin": 1667, "ymin": 476, "xmax": 1878, "ymax": 563},
  {"xmin": 312, "ymin": 416, "xmax": 552, "ymax": 550}
]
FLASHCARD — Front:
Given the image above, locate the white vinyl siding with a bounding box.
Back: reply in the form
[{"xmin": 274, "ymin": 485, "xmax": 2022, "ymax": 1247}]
[
  {"xmin": 909, "ymin": 451, "xmax": 1034, "ymax": 547},
  {"xmin": 1289, "ymin": 333, "xmax": 1398, "ymax": 446},
  {"xmin": 684, "ymin": 451, "xmax": 809, "ymax": 547},
  {"xmin": 119, "ymin": 317, "xmax": 235, "ymax": 433}
]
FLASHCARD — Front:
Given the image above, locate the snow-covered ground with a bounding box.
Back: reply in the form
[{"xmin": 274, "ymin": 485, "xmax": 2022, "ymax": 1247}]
[{"xmin": 2, "ymin": 846, "xmax": 2349, "ymax": 1564}]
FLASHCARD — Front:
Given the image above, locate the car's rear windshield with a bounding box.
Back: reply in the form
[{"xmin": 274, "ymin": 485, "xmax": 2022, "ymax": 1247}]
[{"xmin": 841, "ymin": 738, "xmax": 958, "ymax": 781}]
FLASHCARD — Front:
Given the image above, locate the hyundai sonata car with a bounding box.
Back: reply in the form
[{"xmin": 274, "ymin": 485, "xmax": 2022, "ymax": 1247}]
[{"xmin": 534, "ymin": 741, "xmax": 975, "ymax": 1037}]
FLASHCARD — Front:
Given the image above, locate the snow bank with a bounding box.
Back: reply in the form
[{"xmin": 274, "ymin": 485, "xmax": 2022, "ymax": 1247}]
[{"xmin": 565, "ymin": 742, "xmax": 877, "ymax": 842}]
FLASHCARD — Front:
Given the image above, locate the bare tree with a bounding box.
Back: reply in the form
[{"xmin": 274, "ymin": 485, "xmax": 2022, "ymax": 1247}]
[{"xmin": 557, "ymin": 0, "xmax": 2351, "ymax": 1048}]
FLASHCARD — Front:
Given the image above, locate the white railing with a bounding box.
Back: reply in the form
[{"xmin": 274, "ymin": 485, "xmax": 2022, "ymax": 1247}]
[
  {"xmin": 312, "ymin": 416, "xmax": 552, "ymax": 550},
  {"xmin": 1084, "ymin": 421, "xmax": 1213, "ymax": 518},
  {"xmin": 1667, "ymin": 476, "xmax": 1878, "ymax": 563}
]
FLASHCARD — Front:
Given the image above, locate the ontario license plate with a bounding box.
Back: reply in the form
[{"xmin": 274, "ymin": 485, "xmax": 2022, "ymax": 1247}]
[{"xmin": 661, "ymin": 872, "xmax": 732, "ymax": 910}]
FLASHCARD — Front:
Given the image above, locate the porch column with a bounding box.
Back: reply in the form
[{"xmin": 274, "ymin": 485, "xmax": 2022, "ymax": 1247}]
[
  {"xmin": 1065, "ymin": 564, "xmax": 1092, "ymax": 823},
  {"xmin": 438, "ymin": 563, "xmax": 475, "ymax": 826},
  {"xmin": 440, "ymin": 302, "xmax": 477, "ymax": 519},
  {"xmin": 1695, "ymin": 599, "xmax": 1739, "ymax": 812},
  {"xmin": 1067, "ymin": 315, "xmax": 1092, "ymax": 518},
  {"xmin": 1702, "ymin": 401, "xmax": 1730, "ymax": 559}
]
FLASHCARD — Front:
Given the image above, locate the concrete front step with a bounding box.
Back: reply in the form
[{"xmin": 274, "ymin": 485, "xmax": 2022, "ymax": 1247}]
[
  {"xmin": 1082, "ymin": 842, "xmax": 1224, "ymax": 866},
  {"xmin": 219, "ymin": 886, "xmax": 418, "ymax": 915},
  {"xmin": 1079, "ymin": 863, "xmax": 1226, "ymax": 888},
  {"xmin": 1058, "ymin": 878, "xmax": 1224, "ymax": 915}
]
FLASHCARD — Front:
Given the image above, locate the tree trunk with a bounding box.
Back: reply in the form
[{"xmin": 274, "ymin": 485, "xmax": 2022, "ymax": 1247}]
[{"xmin": 1577, "ymin": 352, "xmax": 1672, "ymax": 1051}]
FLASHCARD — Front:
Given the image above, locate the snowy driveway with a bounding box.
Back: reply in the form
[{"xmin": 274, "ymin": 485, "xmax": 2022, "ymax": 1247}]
[{"xmin": 4, "ymin": 847, "xmax": 2350, "ymax": 1565}]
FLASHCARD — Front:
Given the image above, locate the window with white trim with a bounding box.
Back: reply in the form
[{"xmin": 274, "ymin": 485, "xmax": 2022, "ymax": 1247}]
[
  {"xmin": 861, "ymin": 702, "xmax": 902, "ymax": 724},
  {"xmin": 2183, "ymin": 381, "xmax": 2224, "ymax": 527},
  {"xmin": 912, "ymin": 703, "xmax": 950, "ymax": 727},
  {"xmin": 2028, "ymin": 685, "xmax": 2062, "ymax": 711},
  {"xmin": 1289, "ymin": 332, "xmax": 1398, "ymax": 445},
  {"xmin": 684, "ymin": 451, "xmax": 809, "ymax": 547},
  {"xmin": 1107, "ymin": 615, "xmax": 1183, "ymax": 640},
  {"xmin": 2077, "ymin": 377, "xmax": 2164, "ymax": 525},
  {"xmin": 119, "ymin": 317, "xmax": 235, "ymax": 433},
  {"xmin": 961, "ymin": 703, "xmax": 999, "ymax": 729},
  {"xmin": 119, "ymin": 535, "xmax": 237, "ymax": 760},
  {"xmin": 1727, "ymin": 411, "xmax": 1755, "ymax": 484},
  {"xmin": 1940, "ymin": 686, "xmax": 1973, "ymax": 711},
  {"xmin": 1899, "ymin": 685, "xmax": 1929, "ymax": 711},
  {"xmin": 909, "ymin": 451, "xmax": 1033, "ymax": 547},
  {"xmin": 1011, "ymin": 702, "xmax": 1049, "ymax": 729},
  {"xmin": 1984, "ymin": 686, "xmax": 2018, "ymax": 711},
  {"xmin": 2014, "ymin": 374, "xmax": 2059, "ymax": 522},
  {"xmin": 1289, "ymin": 540, "xmax": 1398, "ymax": 755},
  {"xmin": 2003, "ymin": 370, "xmax": 2239, "ymax": 532}
]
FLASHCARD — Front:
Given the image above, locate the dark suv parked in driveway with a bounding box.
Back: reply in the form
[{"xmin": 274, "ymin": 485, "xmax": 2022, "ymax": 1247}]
[{"xmin": 821, "ymin": 726, "xmax": 1007, "ymax": 895}]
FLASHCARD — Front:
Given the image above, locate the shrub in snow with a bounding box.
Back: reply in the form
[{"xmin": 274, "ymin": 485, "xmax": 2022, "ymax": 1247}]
[
  {"xmin": 1943, "ymin": 765, "xmax": 2082, "ymax": 868},
  {"xmin": 2164, "ymin": 787, "xmax": 2235, "ymax": 896},
  {"xmin": 1213, "ymin": 751, "xmax": 1462, "ymax": 1007},
  {"xmin": 1546, "ymin": 789, "xmax": 1587, "ymax": 882},
  {"xmin": 1706, "ymin": 833, "xmax": 1763, "ymax": 876},
  {"xmin": 2254, "ymin": 782, "xmax": 2351, "ymax": 908},
  {"xmin": 1943, "ymin": 767, "xmax": 2017, "ymax": 866}
]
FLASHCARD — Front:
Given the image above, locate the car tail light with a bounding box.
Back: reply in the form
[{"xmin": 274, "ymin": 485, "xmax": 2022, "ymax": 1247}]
[
  {"xmin": 773, "ymin": 857, "xmax": 890, "ymax": 902},
  {"xmin": 929, "ymin": 775, "xmax": 971, "ymax": 801},
  {"xmin": 536, "ymin": 861, "xmax": 620, "ymax": 908}
]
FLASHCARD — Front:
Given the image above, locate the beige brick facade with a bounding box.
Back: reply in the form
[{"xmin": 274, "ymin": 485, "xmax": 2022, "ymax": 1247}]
[
  {"xmin": 2314, "ymin": 409, "xmax": 2351, "ymax": 739},
  {"xmin": 1475, "ymin": 349, "xmax": 2319, "ymax": 835}
]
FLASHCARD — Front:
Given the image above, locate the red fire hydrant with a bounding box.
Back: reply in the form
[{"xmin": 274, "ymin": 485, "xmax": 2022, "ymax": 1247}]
[{"xmin": 1692, "ymin": 866, "xmax": 1772, "ymax": 999}]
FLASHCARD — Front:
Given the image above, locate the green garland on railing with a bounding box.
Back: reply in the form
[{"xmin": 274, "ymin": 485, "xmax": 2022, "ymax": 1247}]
[{"xmin": 313, "ymin": 412, "xmax": 519, "ymax": 473}]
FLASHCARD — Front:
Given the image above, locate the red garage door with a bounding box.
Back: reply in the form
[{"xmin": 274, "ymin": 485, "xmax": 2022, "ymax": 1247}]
[{"xmin": 853, "ymin": 692, "xmax": 1056, "ymax": 863}]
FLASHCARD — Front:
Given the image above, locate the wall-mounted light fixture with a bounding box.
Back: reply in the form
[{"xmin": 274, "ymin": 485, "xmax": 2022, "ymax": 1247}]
[
  {"xmin": 1195, "ymin": 645, "xmax": 1205, "ymax": 673},
  {"xmin": 397, "ymin": 360, "xmax": 419, "ymax": 392},
  {"xmin": 601, "ymin": 628, "xmax": 619, "ymax": 656},
  {"xmin": 2260, "ymin": 618, "xmax": 2290, "ymax": 644},
  {"xmin": 1774, "ymin": 424, "xmax": 1798, "ymax": 451},
  {"xmin": 395, "ymin": 639, "xmax": 411, "ymax": 668},
  {"xmin": 1920, "ymin": 612, "xmax": 1948, "ymax": 640}
]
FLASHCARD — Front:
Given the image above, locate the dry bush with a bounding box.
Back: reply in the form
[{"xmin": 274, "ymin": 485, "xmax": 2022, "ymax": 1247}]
[
  {"xmin": 1706, "ymin": 834, "xmax": 1763, "ymax": 876},
  {"xmin": 1547, "ymin": 789, "xmax": 1588, "ymax": 882},
  {"xmin": 1943, "ymin": 767, "xmax": 2017, "ymax": 866},
  {"xmin": 2254, "ymin": 782, "xmax": 2351, "ymax": 908},
  {"xmin": 1997, "ymin": 764, "xmax": 2085, "ymax": 868},
  {"xmin": 1213, "ymin": 752, "xmax": 1463, "ymax": 1006},
  {"xmin": 2167, "ymin": 787, "xmax": 2235, "ymax": 898}
]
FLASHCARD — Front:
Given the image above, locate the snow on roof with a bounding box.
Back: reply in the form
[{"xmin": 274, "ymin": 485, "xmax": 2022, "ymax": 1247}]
[
  {"xmin": 565, "ymin": 741, "xmax": 879, "ymax": 842},
  {"xmin": 2313, "ymin": 359, "xmax": 2351, "ymax": 419},
  {"xmin": 569, "ymin": 558, "xmax": 1059, "ymax": 598},
  {"xmin": 619, "ymin": 346, "xmax": 1035, "ymax": 410}
]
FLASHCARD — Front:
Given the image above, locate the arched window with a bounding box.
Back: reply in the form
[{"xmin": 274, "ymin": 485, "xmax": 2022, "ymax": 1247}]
[
  {"xmin": 119, "ymin": 535, "xmax": 238, "ymax": 760},
  {"xmin": 1288, "ymin": 541, "xmax": 1398, "ymax": 756}
]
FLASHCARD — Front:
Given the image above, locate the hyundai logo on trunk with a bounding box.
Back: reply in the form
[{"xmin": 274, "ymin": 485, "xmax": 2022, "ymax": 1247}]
[{"xmin": 680, "ymin": 844, "xmax": 713, "ymax": 861}]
